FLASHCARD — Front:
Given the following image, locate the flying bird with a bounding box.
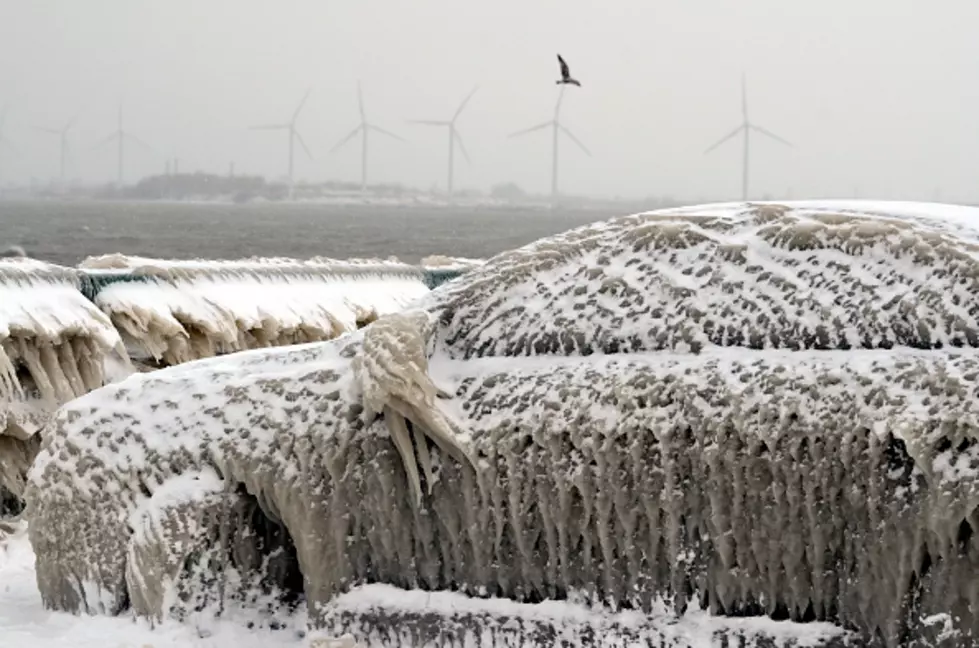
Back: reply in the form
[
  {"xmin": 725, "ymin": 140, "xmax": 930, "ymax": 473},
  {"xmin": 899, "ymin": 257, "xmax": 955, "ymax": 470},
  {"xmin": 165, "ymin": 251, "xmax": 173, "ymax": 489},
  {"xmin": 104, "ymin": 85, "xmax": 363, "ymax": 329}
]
[{"xmin": 556, "ymin": 54, "xmax": 581, "ymax": 87}]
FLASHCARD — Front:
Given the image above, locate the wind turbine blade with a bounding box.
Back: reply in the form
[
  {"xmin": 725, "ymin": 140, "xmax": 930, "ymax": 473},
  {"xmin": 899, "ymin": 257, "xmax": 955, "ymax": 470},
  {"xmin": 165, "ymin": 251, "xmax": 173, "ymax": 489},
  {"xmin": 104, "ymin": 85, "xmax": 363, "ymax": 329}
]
[
  {"xmin": 295, "ymin": 131, "xmax": 313, "ymax": 160},
  {"xmin": 704, "ymin": 125, "xmax": 744, "ymax": 155},
  {"xmin": 742, "ymin": 73, "xmax": 748, "ymax": 122},
  {"xmin": 125, "ymin": 132, "xmax": 156, "ymax": 153},
  {"xmin": 249, "ymin": 123, "xmax": 290, "ymax": 131},
  {"xmin": 454, "ymin": 129, "xmax": 471, "ymax": 164},
  {"xmin": 750, "ymin": 124, "xmax": 792, "ymax": 147},
  {"xmin": 34, "ymin": 126, "xmax": 60, "ymax": 135},
  {"xmin": 292, "ymin": 88, "xmax": 312, "ymax": 123},
  {"xmin": 357, "ymin": 81, "xmax": 365, "ymax": 122},
  {"xmin": 509, "ymin": 121, "xmax": 552, "ymax": 138},
  {"xmin": 91, "ymin": 132, "xmax": 118, "ymax": 150},
  {"xmin": 330, "ymin": 125, "xmax": 363, "ymax": 153},
  {"xmin": 559, "ymin": 125, "xmax": 592, "ymax": 157},
  {"xmin": 452, "ymin": 85, "xmax": 479, "ymax": 121},
  {"xmin": 369, "ymin": 125, "xmax": 405, "ymax": 142},
  {"xmin": 408, "ymin": 120, "xmax": 449, "ymax": 127},
  {"xmin": 66, "ymin": 113, "xmax": 81, "ymax": 131}
]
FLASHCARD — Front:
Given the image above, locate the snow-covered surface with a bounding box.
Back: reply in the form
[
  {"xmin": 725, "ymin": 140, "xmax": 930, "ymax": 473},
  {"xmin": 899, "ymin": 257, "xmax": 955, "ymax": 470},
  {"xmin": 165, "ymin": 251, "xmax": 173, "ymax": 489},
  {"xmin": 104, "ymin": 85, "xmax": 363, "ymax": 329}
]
[
  {"xmin": 81, "ymin": 255, "xmax": 431, "ymax": 366},
  {"xmin": 0, "ymin": 522, "xmax": 312, "ymax": 647},
  {"xmin": 0, "ymin": 522, "xmax": 847, "ymax": 647},
  {"xmin": 20, "ymin": 201, "xmax": 979, "ymax": 646},
  {"xmin": 659, "ymin": 199, "xmax": 979, "ymax": 236},
  {"xmin": 0, "ymin": 258, "xmax": 127, "ymax": 493},
  {"xmin": 422, "ymin": 200, "xmax": 979, "ymax": 359},
  {"xmin": 0, "ymin": 259, "xmax": 121, "ymax": 399},
  {"xmin": 0, "ymin": 259, "xmax": 117, "ymax": 348}
]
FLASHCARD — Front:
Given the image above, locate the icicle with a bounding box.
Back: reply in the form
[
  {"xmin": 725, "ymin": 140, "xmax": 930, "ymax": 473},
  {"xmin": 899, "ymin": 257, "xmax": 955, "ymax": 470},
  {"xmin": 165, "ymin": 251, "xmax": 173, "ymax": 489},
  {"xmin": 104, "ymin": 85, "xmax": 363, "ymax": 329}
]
[
  {"xmin": 17, "ymin": 338, "xmax": 55, "ymax": 403},
  {"xmin": 0, "ymin": 341, "xmax": 23, "ymax": 402},
  {"xmin": 56, "ymin": 340, "xmax": 86, "ymax": 398},
  {"xmin": 38, "ymin": 343, "xmax": 74, "ymax": 403}
]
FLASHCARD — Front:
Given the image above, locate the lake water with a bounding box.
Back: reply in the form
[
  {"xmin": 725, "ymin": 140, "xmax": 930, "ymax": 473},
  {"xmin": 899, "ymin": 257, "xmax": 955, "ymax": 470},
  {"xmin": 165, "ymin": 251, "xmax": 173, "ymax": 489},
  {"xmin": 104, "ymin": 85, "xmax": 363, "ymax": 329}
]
[{"xmin": 0, "ymin": 200, "xmax": 625, "ymax": 266}]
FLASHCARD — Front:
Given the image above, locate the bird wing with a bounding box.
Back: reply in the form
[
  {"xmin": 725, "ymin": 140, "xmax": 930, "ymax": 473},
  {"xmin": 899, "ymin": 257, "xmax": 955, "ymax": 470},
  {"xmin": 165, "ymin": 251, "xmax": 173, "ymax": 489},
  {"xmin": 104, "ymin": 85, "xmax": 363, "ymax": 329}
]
[{"xmin": 557, "ymin": 54, "xmax": 570, "ymax": 79}]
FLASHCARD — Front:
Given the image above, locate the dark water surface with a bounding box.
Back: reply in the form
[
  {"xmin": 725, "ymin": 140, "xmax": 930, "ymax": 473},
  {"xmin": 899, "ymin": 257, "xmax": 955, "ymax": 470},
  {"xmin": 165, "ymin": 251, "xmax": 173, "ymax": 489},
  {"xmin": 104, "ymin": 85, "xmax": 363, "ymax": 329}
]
[{"xmin": 0, "ymin": 200, "xmax": 624, "ymax": 266}]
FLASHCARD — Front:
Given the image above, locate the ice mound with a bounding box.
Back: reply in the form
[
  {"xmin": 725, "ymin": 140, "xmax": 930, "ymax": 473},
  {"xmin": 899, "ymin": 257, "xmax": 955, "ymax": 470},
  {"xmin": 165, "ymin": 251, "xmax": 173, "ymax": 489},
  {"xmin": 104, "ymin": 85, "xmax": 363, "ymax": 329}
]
[
  {"xmin": 25, "ymin": 202, "xmax": 979, "ymax": 647},
  {"xmin": 79, "ymin": 255, "xmax": 431, "ymax": 367},
  {"xmin": 423, "ymin": 201, "xmax": 979, "ymax": 358},
  {"xmin": 0, "ymin": 258, "xmax": 128, "ymax": 502}
]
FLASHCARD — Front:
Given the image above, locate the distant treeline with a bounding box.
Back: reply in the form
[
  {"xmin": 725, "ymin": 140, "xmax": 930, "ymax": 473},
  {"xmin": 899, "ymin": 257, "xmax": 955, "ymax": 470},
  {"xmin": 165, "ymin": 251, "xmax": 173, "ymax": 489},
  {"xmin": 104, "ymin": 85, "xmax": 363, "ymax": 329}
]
[
  {"xmin": 15, "ymin": 172, "xmax": 686, "ymax": 211},
  {"xmin": 109, "ymin": 172, "xmax": 416, "ymax": 203}
]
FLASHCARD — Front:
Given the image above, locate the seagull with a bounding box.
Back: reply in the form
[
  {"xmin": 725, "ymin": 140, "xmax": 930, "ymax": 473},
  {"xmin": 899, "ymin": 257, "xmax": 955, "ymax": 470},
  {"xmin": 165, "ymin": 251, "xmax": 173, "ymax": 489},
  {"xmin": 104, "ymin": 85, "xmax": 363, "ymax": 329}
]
[{"xmin": 556, "ymin": 54, "xmax": 581, "ymax": 87}]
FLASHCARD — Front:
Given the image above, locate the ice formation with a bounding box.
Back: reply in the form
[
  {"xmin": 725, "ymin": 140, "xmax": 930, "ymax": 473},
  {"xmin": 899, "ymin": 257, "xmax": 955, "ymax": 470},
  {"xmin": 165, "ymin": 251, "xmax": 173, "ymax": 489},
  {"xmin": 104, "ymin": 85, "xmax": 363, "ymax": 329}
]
[
  {"xmin": 25, "ymin": 202, "xmax": 979, "ymax": 647},
  {"xmin": 79, "ymin": 255, "xmax": 431, "ymax": 368},
  {"xmin": 420, "ymin": 254, "xmax": 486, "ymax": 271},
  {"xmin": 0, "ymin": 258, "xmax": 127, "ymax": 501}
]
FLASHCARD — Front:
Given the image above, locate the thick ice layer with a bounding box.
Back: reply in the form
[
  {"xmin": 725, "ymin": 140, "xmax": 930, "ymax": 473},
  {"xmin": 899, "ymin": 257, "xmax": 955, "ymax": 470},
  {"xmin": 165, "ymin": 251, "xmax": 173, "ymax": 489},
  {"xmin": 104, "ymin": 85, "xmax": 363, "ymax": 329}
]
[
  {"xmin": 79, "ymin": 255, "xmax": 431, "ymax": 367},
  {"xmin": 25, "ymin": 335, "xmax": 979, "ymax": 646},
  {"xmin": 421, "ymin": 201, "xmax": 979, "ymax": 358},
  {"xmin": 27, "ymin": 202, "xmax": 979, "ymax": 647},
  {"xmin": 0, "ymin": 259, "xmax": 126, "ymax": 497},
  {"xmin": 0, "ymin": 521, "xmax": 850, "ymax": 648}
]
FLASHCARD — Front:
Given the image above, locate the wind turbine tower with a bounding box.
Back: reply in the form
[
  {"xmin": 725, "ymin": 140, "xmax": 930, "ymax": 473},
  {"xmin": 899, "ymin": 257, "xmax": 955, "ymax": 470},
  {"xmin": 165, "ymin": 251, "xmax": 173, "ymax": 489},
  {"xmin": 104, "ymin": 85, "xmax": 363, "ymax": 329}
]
[
  {"xmin": 331, "ymin": 82, "xmax": 404, "ymax": 195},
  {"xmin": 704, "ymin": 74, "xmax": 792, "ymax": 201},
  {"xmin": 36, "ymin": 115, "xmax": 79, "ymax": 184},
  {"xmin": 250, "ymin": 89, "xmax": 313, "ymax": 198},
  {"xmin": 409, "ymin": 86, "xmax": 477, "ymax": 195},
  {"xmin": 95, "ymin": 104, "xmax": 153, "ymax": 187},
  {"xmin": 509, "ymin": 86, "xmax": 591, "ymax": 200}
]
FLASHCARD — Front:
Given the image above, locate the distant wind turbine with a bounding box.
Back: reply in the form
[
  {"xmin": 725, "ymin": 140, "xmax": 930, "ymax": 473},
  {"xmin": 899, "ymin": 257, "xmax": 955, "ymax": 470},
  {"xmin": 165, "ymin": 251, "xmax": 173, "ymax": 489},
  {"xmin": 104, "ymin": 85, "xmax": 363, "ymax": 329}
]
[
  {"xmin": 94, "ymin": 103, "xmax": 154, "ymax": 187},
  {"xmin": 331, "ymin": 82, "xmax": 404, "ymax": 195},
  {"xmin": 250, "ymin": 89, "xmax": 313, "ymax": 198},
  {"xmin": 704, "ymin": 74, "xmax": 791, "ymax": 201},
  {"xmin": 408, "ymin": 86, "xmax": 478, "ymax": 195},
  {"xmin": 509, "ymin": 86, "xmax": 591, "ymax": 200},
  {"xmin": 35, "ymin": 114, "xmax": 79, "ymax": 183}
]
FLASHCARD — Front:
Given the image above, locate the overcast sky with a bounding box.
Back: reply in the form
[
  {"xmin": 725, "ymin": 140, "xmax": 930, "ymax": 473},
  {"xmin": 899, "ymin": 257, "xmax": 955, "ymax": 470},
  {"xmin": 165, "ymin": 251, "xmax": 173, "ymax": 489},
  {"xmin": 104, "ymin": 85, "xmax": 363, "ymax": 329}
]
[{"xmin": 0, "ymin": 0, "xmax": 977, "ymax": 202}]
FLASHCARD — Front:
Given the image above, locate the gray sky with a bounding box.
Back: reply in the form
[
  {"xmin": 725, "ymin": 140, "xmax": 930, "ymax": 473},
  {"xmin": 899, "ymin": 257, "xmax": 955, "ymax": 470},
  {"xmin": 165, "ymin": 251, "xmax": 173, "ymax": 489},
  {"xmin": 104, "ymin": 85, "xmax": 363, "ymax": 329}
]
[{"xmin": 1, "ymin": 0, "xmax": 977, "ymax": 201}]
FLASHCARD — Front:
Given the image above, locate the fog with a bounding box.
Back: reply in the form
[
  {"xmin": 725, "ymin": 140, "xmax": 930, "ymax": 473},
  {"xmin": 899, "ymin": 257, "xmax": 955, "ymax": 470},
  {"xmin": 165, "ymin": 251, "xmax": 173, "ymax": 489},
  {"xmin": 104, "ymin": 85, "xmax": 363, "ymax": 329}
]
[{"xmin": 0, "ymin": 0, "xmax": 977, "ymax": 202}]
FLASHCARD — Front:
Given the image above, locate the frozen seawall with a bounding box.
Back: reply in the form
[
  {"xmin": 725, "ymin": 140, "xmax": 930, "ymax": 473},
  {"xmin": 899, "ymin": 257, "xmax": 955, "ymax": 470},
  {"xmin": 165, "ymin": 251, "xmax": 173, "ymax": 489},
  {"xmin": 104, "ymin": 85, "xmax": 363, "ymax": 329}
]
[
  {"xmin": 0, "ymin": 258, "xmax": 127, "ymax": 506},
  {"xmin": 25, "ymin": 201, "xmax": 979, "ymax": 647}
]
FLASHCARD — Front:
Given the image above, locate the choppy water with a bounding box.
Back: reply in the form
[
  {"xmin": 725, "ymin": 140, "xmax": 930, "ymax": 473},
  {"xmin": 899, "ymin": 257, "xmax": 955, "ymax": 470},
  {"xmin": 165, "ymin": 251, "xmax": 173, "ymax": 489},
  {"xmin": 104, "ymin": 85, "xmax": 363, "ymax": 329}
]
[{"xmin": 0, "ymin": 200, "xmax": 623, "ymax": 266}]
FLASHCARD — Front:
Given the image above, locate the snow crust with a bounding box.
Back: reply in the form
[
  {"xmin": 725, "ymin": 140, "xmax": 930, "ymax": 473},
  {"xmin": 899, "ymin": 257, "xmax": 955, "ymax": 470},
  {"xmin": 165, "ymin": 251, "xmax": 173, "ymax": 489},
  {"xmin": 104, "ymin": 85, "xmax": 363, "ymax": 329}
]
[
  {"xmin": 25, "ymin": 201, "xmax": 979, "ymax": 647},
  {"xmin": 422, "ymin": 201, "xmax": 979, "ymax": 358},
  {"xmin": 79, "ymin": 255, "xmax": 431, "ymax": 367},
  {"xmin": 0, "ymin": 258, "xmax": 127, "ymax": 498},
  {"xmin": 0, "ymin": 522, "xmax": 846, "ymax": 648}
]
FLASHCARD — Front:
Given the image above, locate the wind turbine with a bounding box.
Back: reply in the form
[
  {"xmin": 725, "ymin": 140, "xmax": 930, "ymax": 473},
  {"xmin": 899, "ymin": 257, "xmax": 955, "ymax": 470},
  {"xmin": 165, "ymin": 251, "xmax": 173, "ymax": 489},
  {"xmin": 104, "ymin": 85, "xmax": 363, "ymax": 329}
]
[
  {"xmin": 409, "ymin": 86, "xmax": 477, "ymax": 195},
  {"xmin": 35, "ymin": 114, "xmax": 79, "ymax": 184},
  {"xmin": 509, "ymin": 86, "xmax": 591, "ymax": 200},
  {"xmin": 94, "ymin": 103, "xmax": 154, "ymax": 187},
  {"xmin": 704, "ymin": 74, "xmax": 792, "ymax": 201},
  {"xmin": 250, "ymin": 89, "xmax": 313, "ymax": 198},
  {"xmin": 331, "ymin": 82, "xmax": 404, "ymax": 195}
]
